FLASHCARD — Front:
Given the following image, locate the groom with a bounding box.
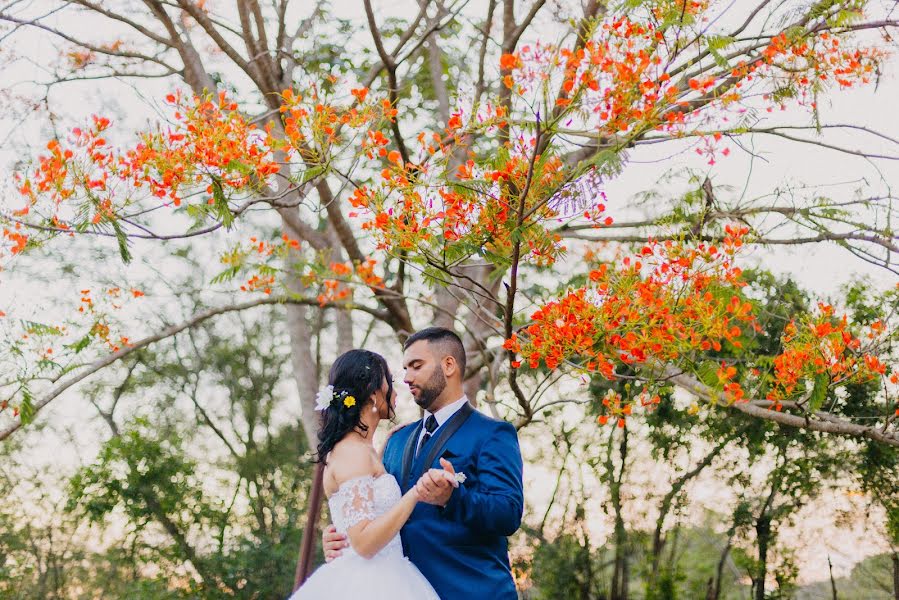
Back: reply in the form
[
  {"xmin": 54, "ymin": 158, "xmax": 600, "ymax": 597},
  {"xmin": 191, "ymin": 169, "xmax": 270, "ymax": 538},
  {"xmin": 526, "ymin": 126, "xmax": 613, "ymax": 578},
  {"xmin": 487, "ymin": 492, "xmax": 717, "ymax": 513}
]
[{"xmin": 322, "ymin": 327, "xmax": 524, "ymax": 599}]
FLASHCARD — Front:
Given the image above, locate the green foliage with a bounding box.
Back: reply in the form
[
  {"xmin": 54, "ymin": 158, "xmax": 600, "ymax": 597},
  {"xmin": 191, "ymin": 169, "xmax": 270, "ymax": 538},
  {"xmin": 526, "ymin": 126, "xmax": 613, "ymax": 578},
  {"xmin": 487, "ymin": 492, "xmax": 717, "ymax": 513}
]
[
  {"xmin": 0, "ymin": 309, "xmax": 318, "ymax": 598},
  {"xmin": 525, "ymin": 528, "xmax": 608, "ymax": 600},
  {"xmin": 522, "ymin": 523, "xmax": 746, "ymax": 600},
  {"xmin": 808, "ymin": 372, "xmax": 829, "ymax": 412}
]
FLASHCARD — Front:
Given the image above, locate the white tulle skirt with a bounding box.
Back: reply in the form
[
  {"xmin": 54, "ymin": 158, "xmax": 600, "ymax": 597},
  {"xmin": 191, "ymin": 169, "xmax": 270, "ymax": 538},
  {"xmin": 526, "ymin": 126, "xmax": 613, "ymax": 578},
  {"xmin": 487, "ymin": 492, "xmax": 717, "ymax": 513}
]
[{"xmin": 289, "ymin": 549, "xmax": 440, "ymax": 600}]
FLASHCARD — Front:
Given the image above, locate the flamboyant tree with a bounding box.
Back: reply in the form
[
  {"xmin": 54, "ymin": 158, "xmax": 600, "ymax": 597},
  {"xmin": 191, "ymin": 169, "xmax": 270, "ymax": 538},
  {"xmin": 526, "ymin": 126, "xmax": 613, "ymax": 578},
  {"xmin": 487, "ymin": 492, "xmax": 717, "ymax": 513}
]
[{"xmin": 0, "ymin": 0, "xmax": 897, "ymax": 453}]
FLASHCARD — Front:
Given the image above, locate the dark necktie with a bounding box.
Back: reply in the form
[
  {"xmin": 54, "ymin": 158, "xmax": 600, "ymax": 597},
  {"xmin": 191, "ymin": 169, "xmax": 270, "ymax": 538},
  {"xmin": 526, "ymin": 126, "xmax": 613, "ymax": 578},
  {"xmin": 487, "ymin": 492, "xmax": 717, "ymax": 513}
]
[{"xmin": 416, "ymin": 415, "xmax": 438, "ymax": 457}]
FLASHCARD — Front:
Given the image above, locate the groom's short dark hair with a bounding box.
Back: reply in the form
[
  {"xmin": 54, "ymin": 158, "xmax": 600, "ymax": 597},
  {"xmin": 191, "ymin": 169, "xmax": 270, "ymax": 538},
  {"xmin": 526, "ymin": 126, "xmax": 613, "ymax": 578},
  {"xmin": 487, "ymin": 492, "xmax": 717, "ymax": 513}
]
[{"xmin": 404, "ymin": 327, "xmax": 466, "ymax": 374}]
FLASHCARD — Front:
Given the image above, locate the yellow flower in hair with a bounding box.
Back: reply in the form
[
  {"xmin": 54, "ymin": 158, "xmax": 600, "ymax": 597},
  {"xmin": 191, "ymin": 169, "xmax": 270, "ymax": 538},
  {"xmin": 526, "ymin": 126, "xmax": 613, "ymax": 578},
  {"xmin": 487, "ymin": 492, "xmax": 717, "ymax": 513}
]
[{"xmin": 343, "ymin": 395, "xmax": 356, "ymax": 408}]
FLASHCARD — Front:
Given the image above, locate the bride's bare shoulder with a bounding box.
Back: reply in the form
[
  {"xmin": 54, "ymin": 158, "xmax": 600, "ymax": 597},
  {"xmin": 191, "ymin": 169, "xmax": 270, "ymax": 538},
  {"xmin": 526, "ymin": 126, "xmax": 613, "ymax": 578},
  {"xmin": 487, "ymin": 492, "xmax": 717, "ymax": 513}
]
[{"xmin": 325, "ymin": 438, "xmax": 380, "ymax": 487}]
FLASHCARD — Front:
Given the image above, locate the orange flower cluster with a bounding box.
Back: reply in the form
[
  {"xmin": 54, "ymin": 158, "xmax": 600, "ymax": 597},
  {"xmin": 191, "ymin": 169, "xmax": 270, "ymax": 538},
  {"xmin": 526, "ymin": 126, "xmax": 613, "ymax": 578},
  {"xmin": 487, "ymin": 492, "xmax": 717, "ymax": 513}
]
[
  {"xmin": 317, "ymin": 278, "xmax": 350, "ymax": 306},
  {"xmin": 7, "ymin": 83, "xmax": 385, "ymax": 281},
  {"xmin": 354, "ymin": 258, "xmax": 384, "ymax": 288},
  {"xmin": 1, "ymin": 223, "xmax": 28, "ymax": 256},
  {"xmin": 595, "ymin": 387, "xmax": 664, "ymax": 427},
  {"xmin": 511, "ymin": 233, "xmax": 756, "ymax": 410},
  {"xmin": 352, "ymin": 135, "xmax": 595, "ymax": 266},
  {"xmin": 72, "ymin": 287, "xmax": 142, "ymax": 352},
  {"xmin": 123, "ymin": 91, "xmax": 279, "ymax": 207},
  {"xmin": 496, "ymin": 7, "xmax": 885, "ymax": 166},
  {"xmin": 224, "ymin": 233, "xmax": 304, "ymax": 297},
  {"xmin": 596, "ymin": 390, "xmax": 633, "ymax": 428},
  {"xmin": 276, "ymin": 86, "xmax": 395, "ymax": 163},
  {"xmin": 10, "ymin": 91, "xmax": 284, "ymax": 252},
  {"xmin": 761, "ymin": 31, "xmax": 882, "ymax": 92},
  {"xmin": 240, "ymin": 274, "xmax": 275, "ymax": 295},
  {"xmin": 313, "ymin": 257, "xmax": 386, "ymax": 306},
  {"xmin": 505, "ymin": 21, "xmax": 679, "ymax": 135},
  {"xmin": 716, "ymin": 362, "xmax": 745, "ymax": 403},
  {"xmin": 14, "ymin": 115, "xmax": 112, "ymax": 221},
  {"xmin": 766, "ymin": 304, "xmax": 889, "ymax": 408}
]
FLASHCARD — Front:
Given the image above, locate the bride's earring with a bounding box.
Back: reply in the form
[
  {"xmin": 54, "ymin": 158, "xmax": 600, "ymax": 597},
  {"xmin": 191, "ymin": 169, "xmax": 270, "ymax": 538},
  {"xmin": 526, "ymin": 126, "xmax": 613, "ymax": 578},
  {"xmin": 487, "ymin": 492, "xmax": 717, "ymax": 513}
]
[{"xmin": 372, "ymin": 403, "xmax": 379, "ymax": 413}]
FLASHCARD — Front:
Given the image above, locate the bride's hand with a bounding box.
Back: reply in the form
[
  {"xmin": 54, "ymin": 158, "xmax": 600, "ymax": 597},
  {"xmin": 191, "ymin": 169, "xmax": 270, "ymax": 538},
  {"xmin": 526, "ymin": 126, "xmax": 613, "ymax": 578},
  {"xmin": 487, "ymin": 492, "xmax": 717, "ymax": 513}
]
[
  {"xmin": 414, "ymin": 460, "xmax": 457, "ymax": 506},
  {"xmin": 322, "ymin": 524, "xmax": 348, "ymax": 562}
]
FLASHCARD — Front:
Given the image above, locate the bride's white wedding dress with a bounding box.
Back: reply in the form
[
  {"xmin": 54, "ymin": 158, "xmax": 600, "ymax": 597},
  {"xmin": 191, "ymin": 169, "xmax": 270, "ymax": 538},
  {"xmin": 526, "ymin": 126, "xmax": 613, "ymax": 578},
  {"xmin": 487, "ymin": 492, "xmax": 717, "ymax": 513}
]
[{"xmin": 289, "ymin": 473, "xmax": 439, "ymax": 600}]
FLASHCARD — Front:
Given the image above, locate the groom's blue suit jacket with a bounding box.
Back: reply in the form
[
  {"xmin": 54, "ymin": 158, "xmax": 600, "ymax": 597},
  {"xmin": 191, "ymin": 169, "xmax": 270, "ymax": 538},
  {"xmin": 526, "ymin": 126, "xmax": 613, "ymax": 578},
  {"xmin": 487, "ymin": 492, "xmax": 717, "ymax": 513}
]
[{"xmin": 382, "ymin": 403, "xmax": 524, "ymax": 600}]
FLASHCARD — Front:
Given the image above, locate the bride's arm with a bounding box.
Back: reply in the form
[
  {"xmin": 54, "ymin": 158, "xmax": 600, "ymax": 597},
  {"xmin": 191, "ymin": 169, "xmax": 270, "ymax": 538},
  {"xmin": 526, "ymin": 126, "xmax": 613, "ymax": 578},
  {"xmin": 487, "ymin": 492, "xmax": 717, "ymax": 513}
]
[
  {"xmin": 330, "ymin": 444, "xmax": 420, "ymax": 560},
  {"xmin": 345, "ymin": 484, "xmax": 419, "ymax": 559}
]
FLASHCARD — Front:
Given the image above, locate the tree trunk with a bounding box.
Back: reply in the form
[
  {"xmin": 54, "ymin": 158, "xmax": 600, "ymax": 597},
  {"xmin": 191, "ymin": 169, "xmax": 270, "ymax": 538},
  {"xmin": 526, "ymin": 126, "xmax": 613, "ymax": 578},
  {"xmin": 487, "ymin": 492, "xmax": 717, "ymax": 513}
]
[
  {"xmin": 892, "ymin": 552, "xmax": 899, "ymax": 600},
  {"xmin": 334, "ymin": 305, "xmax": 354, "ymax": 355},
  {"xmin": 610, "ymin": 427, "xmax": 629, "ymax": 600},
  {"xmin": 754, "ymin": 515, "xmax": 771, "ymax": 600},
  {"xmin": 649, "ymin": 437, "xmax": 731, "ymax": 592},
  {"xmin": 294, "ymin": 462, "xmax": 325, "ymax": 591},
  {"xmin": 579, "ymin": 525, "xmax": 593, "ymax": 600},
  {"xmin": 326, "ymin": 228, "xmax": 355, "ymax": 356},
  {"xmin": 284, "ymin": 269, "xmax": 328, "ymax": 593},
  {"xmin": 711, "ymin": 534, "xmax": 733, "ymax": 600},
  {"xmin": 828, "ymin": 555, "xmax": 839, "ymax": 600},
  {"xmin": 283, "ymin": 258, "xmax": 321, "ymax": 451},
  {"xmin": 461, "ymin": 264, "xmax": 504, "ymax": 406}
]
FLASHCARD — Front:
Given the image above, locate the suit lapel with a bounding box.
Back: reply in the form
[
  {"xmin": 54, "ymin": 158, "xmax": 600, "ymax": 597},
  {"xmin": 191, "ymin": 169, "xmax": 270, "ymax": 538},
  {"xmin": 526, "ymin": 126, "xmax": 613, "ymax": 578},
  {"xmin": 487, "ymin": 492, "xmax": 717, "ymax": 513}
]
[
  {"xmin": 400, "ymin": 419, "xmax": 424, "ymax": 489},
  {"xmin": 413, "ymin": 402, "xmax": 474, "ymax": 481}
]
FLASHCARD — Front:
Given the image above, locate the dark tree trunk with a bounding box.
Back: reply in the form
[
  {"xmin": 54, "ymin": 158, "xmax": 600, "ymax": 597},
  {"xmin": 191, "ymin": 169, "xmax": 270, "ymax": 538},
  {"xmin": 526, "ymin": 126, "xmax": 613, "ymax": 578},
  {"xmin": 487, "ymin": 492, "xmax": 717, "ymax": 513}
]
[
  {"xmin": 711, "ymin": 535, "xmax": 733, "ymax": 600},
  {"xmin": 828, "ymin": 555, "xmax": 839, "ymax": 600},
  {"xmin": 294, "ymin": 462, "xmax": 325, "ymax": 591},
  {"xmin": 754, "ymin": 515, "xmax": 771, "ymax": 600},
  {"xmin": 580, "ymin": 534, "xmax": 593, "ymax": 600}
]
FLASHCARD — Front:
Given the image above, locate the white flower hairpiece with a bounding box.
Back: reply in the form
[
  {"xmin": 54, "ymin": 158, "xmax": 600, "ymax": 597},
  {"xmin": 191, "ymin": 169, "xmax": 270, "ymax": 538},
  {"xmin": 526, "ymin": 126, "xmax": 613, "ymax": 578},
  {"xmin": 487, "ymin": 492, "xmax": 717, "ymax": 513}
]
[{"xmin": 314, "ymin": 384, "xmax": 334, "ymax": 411}]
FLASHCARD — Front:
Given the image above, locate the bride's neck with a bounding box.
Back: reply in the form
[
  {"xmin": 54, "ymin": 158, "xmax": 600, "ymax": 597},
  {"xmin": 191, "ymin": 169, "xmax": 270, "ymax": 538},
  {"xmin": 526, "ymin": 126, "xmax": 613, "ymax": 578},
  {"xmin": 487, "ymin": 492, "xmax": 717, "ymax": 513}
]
[{"xmin": 350, "ymin": 413, "xmax": 380, "ymax": 443}]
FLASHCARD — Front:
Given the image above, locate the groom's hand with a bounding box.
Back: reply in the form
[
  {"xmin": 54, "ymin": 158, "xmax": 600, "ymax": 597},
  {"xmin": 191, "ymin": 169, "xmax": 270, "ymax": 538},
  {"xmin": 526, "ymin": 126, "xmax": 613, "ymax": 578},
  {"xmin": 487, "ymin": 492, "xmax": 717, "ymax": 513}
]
[
  {"xmin": 322, "ymin": 524, "xmax": 348, "ymax": 562},
  {"xmin": 415, "ymin": 459, "xmax": 456, "ymax": 506}
]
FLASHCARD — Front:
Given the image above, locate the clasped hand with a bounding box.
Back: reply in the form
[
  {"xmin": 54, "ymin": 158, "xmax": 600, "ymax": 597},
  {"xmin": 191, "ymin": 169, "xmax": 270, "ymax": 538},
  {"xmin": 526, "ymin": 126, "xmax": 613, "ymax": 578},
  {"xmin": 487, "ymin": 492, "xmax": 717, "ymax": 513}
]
[
  {"xmin": 414, "ymin": 458, "xmax": 457, "ymax": 506},
  {"xmin": 322, "ymin": 458, "xmax": 458, "ymax": 562}
]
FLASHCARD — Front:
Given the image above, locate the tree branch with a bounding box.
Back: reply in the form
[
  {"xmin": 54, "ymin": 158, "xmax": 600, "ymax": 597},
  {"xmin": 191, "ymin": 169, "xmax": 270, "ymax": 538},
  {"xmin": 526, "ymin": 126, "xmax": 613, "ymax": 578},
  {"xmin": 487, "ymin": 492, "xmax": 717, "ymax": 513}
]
[
  {"xmin": 67, "ymin": 0, "xmax": 175, "ymax": 47},
  {"xmin": 664, "ymin": 366, "xmax": 899, "ymax": 448},
  {"xmin": 363, "ymin": 0, "xmax": 412, "ymax": 164},
  {"xmin": 0, "ymin": 296, "xmax": 387, "ymax": 442}
]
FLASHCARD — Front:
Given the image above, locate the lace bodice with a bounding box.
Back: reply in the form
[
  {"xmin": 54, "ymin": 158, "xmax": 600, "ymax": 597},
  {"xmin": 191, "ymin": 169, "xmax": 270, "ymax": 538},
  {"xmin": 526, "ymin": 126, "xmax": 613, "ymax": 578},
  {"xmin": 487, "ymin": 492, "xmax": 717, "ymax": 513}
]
[{"xmin": 327, "ymin": 473, "xmax": 404, "ymax": 560}]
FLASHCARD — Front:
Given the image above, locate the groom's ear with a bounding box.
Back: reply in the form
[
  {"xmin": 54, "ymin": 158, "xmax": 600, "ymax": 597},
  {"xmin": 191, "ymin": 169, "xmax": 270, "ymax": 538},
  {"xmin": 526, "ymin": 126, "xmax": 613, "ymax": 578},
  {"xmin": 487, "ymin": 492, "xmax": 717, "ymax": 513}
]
[{"xmin": 442, "ymin": 354, "xmax": 459, "ymax": 378}]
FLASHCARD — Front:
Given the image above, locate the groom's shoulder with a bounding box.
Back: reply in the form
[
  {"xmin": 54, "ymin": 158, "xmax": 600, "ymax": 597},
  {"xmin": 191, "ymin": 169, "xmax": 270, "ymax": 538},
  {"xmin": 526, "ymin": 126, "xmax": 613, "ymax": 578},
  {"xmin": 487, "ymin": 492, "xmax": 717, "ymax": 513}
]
[
  {"xmin": 385, "ymin": 421, "xmax": 418, "ymax": 446},
  {"xmin": 394, "ymin": 421, "xmax": 418, "ymax": 435},
  {"xmin": 469, "ymin": 408, "xmax": 517, "ymax": 435}
]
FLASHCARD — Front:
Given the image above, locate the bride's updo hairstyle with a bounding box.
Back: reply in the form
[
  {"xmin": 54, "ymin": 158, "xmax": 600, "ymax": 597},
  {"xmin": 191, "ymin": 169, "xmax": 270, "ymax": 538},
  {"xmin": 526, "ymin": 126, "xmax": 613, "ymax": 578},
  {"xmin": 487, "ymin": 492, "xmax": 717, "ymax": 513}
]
[{"xmin": 316, "ymin": 349, "xmax": 394, "ymax": 462}]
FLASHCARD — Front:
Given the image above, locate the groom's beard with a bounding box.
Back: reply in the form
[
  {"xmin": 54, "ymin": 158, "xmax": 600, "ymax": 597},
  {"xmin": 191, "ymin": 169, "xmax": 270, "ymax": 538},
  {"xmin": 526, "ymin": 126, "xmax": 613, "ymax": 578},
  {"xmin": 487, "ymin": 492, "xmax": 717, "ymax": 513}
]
[{"xmin": 413, "ymin": 367, "xmax": 447, "ymax": 411}]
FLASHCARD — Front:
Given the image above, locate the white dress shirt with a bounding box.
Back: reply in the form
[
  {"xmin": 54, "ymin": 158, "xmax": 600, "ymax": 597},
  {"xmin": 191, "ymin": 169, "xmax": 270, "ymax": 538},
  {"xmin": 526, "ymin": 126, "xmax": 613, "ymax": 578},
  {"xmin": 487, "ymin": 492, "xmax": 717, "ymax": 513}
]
[{"xmin": 416, "ymin": 395, "xmax": 469, "ymax": 452}]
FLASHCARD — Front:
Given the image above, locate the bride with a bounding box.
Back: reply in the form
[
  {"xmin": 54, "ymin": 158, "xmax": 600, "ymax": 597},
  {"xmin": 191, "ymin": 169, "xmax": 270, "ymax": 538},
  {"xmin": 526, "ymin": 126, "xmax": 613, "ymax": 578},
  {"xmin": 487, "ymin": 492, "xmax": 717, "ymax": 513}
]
[{"xmin": 290, "ymin": 349, "xmax": 448, "ymax": 599}]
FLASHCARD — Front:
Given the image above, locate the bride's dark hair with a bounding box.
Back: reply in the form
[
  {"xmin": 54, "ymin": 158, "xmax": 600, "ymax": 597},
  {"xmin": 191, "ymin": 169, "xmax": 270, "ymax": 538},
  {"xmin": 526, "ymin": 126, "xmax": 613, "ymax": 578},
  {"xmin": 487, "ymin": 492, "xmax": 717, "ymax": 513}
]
[{"xmin": 316, "ymin": 349, "xmax": 394, "ymax": 462}]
